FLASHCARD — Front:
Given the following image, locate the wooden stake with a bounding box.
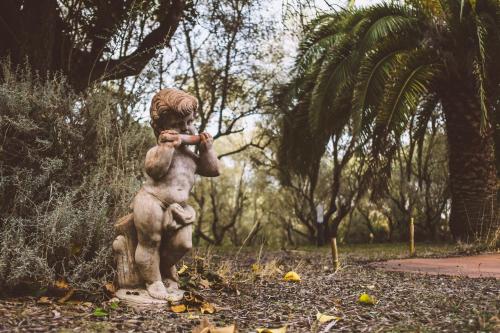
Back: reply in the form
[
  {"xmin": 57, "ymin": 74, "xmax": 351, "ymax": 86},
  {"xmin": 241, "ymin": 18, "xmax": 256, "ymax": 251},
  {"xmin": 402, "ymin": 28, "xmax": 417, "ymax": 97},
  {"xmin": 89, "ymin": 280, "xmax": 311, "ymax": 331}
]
[
  {"xmin": 409, "ymin": 217, "xmax": 415, "ymax": 257},
  {"xmin": 331, "ymin": 237, "xmax": 339, "ymax": 271}
]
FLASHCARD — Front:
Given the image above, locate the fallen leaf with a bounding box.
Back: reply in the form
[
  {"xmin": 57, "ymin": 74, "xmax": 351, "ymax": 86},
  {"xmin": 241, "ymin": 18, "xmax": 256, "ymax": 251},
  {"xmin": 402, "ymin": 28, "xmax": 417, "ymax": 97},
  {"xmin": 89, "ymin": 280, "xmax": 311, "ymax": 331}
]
[
  {"xmin": 187, "ymin": 313, "xmax": 200, "ymax": 320},
  {"xmin": 199, "ymin": 278, "xmax": 211, "ymax": 289},
  {"xmin": 57, "ymin": 288, "xmax": 75, "ymax": 304},
  {"xmin": 200, "ymin": 301, "xmax": 216, "ymax": 314},
  {"xmin": 37, "ymin": 296, "xmax": 52, "ymax": 305},
  {"xmin": 358, "ymin": 293, "xmax": 377, "ymax": 305},
  {"xmin": 52, "ymin": 310, "xmax": 61, "ymax": 319},
  {"xmin": 54, "ymin": 279, "xmax": 70, "ymax": 291},
  {"xmin": 192, "ymin": 318, "xmax": 237, "ymax": 333},
  {"xmin": 178, "ymin": 264, "xmax": 189, "ymax": 275},
  {"xmin": 256, "ymin": 326, "xmax": 286, "ymax": 333},
  {"xmin": 104, "ymin": 282, "xmax": 116, "ymax": 294},
  {"xmin": 316, "ymin": 312, "xmax": 341, "ymax": 323},
  {"xmin": 283, "ymin": 271, "xmax": 301, "ymax": 282},
  {"xmin": 92, "ymin": 307, "xmax": 108, "ymax": 317},
  {"xmin": 171, "ymin": 304, "xmax": 187, "ymax": 313}
]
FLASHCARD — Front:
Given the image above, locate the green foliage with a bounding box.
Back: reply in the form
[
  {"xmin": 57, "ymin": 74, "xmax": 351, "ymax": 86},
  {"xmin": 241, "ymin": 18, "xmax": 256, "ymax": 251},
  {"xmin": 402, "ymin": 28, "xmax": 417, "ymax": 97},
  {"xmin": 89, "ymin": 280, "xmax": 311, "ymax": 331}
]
[
  {"xmin": 278, "ymin": 0, "xmax": 500, "ymax": 243},
  {"xmin": 279, "ymin": 0, "xmax": 500, "ymax": 180},
  {"xmin": 0, "ymin": 64, "xmax": 153, "ymax": 292}
]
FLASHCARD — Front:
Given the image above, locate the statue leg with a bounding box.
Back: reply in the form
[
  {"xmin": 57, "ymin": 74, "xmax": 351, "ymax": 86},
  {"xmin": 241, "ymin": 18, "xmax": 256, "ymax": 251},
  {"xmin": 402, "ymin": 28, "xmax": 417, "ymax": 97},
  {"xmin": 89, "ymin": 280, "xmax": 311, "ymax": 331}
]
[
  {"xmin": 160, "ymin": 224, "xmax": 193, "ymax": 289},
  {"xmin": 133, "ymin": 194, "xmax": 169, "ymax": 300}
]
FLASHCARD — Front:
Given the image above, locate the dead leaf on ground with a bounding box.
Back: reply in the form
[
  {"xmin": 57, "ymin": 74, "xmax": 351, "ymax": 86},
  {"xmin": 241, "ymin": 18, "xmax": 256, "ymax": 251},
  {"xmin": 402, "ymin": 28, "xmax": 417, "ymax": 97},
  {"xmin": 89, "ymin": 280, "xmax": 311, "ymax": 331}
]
[
  {"xmin": 200, "ymin": 301, "xmax": 216, "ymax": 314},
  {"xmin": 53, "ymin": 279, "xmax": 70, "ymax": 291},
  {"xmin": 104, "ymin": 282, "xmax": 116, "ymax": 294},
  {"xmin": 37, "ymin": 296, "xmax": 52, "ymax": 305},
  {"xmin": 358, "ymin": 293, "xmax": 377, "ymax": 305},
  {"xmin": 283, "ymin": 271, "xmax": 301, "ymax": 282},
  {"xmin": 192, "ymin": 318, "xmax": 237, "ymax": 333},
  {"xmin": 316, "ymin": 312, "xmax": 341, "ymax": 323},
  {"xmin": 256, "ymin": 326, "xmax": 287, "ymax": 333},
  {"xmin": 52, "ymin": 310, "xmax": 61, "ymax": 319},
  {"xmin": 178, "ymin": 264, "xmax": 189, "ymax": 275},
  {"xmin": 171, "ymin": 304, "xmax": 187, "ymax": 313},
  {"xmin": 251, "ymin": 263, "xmax": 262, "ymax": 273},
  {"xmin": 57, "ymin": 288, "xmax": 75, "ymax": 304},
  {"xmin": 199, "ymin": 278, "xmax": 211, "ymax": 289}
]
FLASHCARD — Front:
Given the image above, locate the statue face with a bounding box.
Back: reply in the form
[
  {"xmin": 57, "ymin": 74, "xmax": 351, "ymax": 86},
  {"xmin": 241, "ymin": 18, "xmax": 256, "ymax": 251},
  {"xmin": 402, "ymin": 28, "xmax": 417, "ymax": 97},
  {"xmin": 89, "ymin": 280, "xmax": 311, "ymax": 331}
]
[{"xmin": 160, "ymin": 112, "xmax": 196, "ymax": 135}]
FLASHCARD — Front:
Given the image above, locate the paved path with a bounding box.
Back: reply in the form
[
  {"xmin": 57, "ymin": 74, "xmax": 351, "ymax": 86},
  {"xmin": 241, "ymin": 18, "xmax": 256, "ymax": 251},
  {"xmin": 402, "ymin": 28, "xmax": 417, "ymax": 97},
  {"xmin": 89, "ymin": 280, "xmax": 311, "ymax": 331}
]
[{"xmin": 372, "ymin": 253, "xmax": 500, "ymax": 278}]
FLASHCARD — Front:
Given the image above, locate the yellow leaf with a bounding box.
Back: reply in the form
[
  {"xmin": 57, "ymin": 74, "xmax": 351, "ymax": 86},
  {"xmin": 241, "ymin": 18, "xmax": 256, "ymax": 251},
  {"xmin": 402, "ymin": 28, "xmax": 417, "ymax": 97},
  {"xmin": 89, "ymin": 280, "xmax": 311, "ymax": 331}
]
[
  {"xmin": 256, "ymin": 326, "xmax": 286, "ymax": 333},
  {"xmin": 283, "ymin": 271, "xmax": 301, "ymax": 282},
  {"xmin": 104, "ymin": 282, "xmax": 116, "ymax": 294},
  {"xmin": 358, "ymin": 293, "xmax": 377, "ymax": 305},
  {"xmin": 251, "ymin": 263, "xmax": 262, "ymax": 273},
  {"xmin": 171, "ymin": 304, "xmax": 187, "ymax": 313},
  {"xmin": 200, "ymin": 301, "xmax": 216, "ymax": 314},
  {"xmin": 54, "ymin": 279, "xmax": 70, "ymax": 290},
  {"xmin": 316, "ymin": 312, "xmax": 341, "ymax": 323},
  {"xmin": 178, "ymin": 264, "xmax": 188, "ymax": 275},
  {"xmin": 37, "ymin": 296, "xmax": 52, "ymax": 305},
  {"xmin": 187, "ymin": 313, "xmax": 200, "ymax": 320}
]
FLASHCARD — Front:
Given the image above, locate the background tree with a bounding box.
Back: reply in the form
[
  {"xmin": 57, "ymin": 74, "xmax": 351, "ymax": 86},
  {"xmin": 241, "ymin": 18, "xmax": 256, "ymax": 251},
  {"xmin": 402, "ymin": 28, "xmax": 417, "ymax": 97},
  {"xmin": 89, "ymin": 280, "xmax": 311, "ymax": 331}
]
[
  {"xmin": 278, "ymin": 0, "xmax": 500, "ymax": 243},
  {"xmin": 0, "ymin": 0, "xmax": 191, "ymax": 92}
]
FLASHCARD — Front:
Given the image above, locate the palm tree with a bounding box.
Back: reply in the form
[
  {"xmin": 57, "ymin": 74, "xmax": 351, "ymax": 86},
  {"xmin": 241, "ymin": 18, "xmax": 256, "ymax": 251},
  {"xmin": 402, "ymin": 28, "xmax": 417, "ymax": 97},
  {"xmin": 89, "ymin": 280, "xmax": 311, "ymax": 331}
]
[{"xmin": 279, "ymin": 0, "xmax": 500, "ymax": 242}]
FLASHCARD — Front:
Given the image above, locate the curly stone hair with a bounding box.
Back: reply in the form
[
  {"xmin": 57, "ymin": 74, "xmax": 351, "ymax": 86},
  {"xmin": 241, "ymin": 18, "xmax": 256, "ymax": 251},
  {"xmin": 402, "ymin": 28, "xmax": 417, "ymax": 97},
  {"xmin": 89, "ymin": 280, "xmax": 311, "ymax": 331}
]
[{"xmin": 150, "ymin": 88, "xmax": 198, "ymax": 137}]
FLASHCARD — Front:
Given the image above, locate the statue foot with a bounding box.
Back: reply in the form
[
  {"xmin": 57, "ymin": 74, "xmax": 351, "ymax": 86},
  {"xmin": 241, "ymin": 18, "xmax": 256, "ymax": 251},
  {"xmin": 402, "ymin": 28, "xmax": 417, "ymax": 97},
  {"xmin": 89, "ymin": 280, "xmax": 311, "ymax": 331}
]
[
  {"xmin": 165, "ymin": 284, "xmax": 185, "ymax": 302},
  {"xmin": 164, "ymin": 278, "xmax": 179, "ymax": 289},
  {"xmin": 146, "ymin": 280, "xmax": 184, "ymax": 302},
  {"xmin": 146, "ymin": 281, "xmax": 170, "ymax": 300}
]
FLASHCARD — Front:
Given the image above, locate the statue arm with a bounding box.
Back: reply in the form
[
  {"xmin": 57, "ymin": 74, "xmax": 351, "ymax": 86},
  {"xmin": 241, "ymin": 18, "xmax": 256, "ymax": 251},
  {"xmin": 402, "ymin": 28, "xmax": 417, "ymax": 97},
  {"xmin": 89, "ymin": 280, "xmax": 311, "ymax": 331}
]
[
  {"xmin": 197, "ymin": 149, "xmax": 220, "ymax": 177},
  {"xmin": 196, "ymin": 133, "xmax": 219, "ymax": 177},
  {"xmin": 144, "ymin": 145, "xmax": 174, "ymax": 180}
]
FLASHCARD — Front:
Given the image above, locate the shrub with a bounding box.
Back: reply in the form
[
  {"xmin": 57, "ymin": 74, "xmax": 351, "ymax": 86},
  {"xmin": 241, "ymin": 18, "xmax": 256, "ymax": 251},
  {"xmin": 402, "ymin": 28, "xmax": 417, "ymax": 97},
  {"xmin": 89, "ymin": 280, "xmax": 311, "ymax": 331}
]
[{"xmin": 0, "ymin": 63, "xmax": 153, "ymax": 293}]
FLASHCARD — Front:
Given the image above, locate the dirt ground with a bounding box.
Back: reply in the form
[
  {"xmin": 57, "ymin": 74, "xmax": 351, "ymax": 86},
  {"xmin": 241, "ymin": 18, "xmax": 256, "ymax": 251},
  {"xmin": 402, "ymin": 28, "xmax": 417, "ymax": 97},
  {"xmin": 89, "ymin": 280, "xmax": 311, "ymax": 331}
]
[
  {"xmin": 0, "ymin": 244, "xmax": 499, "ymax": 332},
  {"xmin": 372, "ymin": 253, "xmax": 500, "ymax": 278}
]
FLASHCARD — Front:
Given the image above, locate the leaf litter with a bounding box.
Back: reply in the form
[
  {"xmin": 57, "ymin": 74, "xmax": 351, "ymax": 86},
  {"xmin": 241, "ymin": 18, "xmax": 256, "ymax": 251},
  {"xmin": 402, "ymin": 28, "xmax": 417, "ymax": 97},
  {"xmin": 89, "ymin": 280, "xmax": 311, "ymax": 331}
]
[{"xmin": 0, "ymin": 249, "xmax": 498, "ymax": 332}]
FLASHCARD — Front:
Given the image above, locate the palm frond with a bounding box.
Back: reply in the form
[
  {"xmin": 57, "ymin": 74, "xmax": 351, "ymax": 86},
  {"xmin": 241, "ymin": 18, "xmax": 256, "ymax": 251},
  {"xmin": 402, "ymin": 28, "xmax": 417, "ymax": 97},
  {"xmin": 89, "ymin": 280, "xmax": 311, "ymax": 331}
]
[{"xmin": 374, "ymin": 50, "xmax": 440, "ymax": 143}]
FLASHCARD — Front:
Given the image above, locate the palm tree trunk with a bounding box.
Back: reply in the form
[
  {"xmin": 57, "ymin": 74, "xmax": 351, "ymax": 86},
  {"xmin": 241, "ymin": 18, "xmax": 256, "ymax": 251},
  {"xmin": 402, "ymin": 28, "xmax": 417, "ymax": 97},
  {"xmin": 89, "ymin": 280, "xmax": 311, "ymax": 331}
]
[{"xmin": 442, "ymin": 91, "xmax": 499, "ymax": 243}]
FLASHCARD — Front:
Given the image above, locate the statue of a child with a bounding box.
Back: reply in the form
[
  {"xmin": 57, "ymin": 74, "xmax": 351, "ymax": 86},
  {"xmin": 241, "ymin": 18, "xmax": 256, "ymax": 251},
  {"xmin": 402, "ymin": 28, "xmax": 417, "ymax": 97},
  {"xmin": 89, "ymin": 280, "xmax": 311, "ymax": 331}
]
[{"xmin": 114, "ymin": 88, "xmax": 219, "ymax": 302}]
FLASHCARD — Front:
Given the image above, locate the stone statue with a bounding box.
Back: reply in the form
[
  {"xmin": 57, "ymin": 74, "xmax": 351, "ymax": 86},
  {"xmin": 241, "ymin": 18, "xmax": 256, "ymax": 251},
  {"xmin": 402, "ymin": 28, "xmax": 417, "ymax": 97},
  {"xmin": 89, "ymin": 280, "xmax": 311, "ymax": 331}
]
[{"xmin": 113, "ymin": 89, "xmax": 219, "ymax": 304}]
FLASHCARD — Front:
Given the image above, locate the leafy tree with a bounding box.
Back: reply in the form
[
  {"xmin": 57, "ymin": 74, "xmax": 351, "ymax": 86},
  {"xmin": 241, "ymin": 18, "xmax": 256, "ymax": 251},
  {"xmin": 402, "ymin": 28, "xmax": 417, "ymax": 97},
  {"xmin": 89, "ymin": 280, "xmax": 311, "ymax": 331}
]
[
  {"xmin": 0, "ymin": 0, "xmax": 192, "ymax": 92},
  {"xmin": 279, "ymin": 0, "xmax": 500, "ymax": 243}
]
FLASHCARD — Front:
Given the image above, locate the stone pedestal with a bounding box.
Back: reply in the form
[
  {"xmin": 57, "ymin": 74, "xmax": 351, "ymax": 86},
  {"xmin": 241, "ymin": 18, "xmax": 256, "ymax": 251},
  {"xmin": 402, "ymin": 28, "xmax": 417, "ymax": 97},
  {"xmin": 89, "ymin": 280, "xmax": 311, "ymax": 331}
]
[{"xmin": 112, "ymin": 213, "xmax": 143, "ymax": 288}]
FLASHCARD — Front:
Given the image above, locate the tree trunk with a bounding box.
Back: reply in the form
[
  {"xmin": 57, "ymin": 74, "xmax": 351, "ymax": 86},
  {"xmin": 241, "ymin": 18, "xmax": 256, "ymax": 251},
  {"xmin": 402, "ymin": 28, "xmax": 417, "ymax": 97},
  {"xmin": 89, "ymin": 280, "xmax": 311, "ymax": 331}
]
[{"xmin": 442, "ymin": 89, "xmax": 499, "ymax": 243}]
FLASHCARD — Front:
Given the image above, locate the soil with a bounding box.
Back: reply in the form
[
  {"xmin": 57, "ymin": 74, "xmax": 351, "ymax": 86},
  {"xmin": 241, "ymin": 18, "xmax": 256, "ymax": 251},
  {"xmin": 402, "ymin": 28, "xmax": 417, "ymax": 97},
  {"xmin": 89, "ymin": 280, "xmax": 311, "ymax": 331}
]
[
  {"xmin": 0, "ymin": 247, "xmax": 499, "ymax": 332},
  {"xmin": 372, "ymin": 253, "xmax": 500, "ymax": 278}
]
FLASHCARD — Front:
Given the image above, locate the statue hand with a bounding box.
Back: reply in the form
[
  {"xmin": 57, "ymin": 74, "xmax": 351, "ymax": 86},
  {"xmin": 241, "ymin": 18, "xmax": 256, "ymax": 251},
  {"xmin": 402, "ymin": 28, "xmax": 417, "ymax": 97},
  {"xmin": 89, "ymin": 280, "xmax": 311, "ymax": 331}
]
[
  {"xmin": 170, "ymin": 203, "xmax": 195, "ymax": 224},
  {"xmin": 159, "ymin": 130, "xmax": 181, "ymax": 148},
  {"xmin": 199, "ymin": 132, "xmax": 213, "ymax": 151}
]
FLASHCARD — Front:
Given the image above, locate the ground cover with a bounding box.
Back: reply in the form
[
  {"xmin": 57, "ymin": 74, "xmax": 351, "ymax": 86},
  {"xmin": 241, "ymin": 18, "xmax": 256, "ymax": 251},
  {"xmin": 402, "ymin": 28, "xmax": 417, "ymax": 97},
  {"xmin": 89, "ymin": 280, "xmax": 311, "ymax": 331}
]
[{"xmin": 0, "ymin": 243, "xmax": 498, "ymax": 332}]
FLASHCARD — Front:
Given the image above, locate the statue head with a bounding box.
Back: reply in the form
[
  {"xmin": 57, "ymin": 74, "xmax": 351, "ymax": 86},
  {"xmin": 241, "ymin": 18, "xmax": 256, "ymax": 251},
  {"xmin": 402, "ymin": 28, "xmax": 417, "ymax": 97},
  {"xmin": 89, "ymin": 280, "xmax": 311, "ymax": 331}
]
[{"xmin": 150, "ymin": 88, "xmax": 199, "ymax": 138}]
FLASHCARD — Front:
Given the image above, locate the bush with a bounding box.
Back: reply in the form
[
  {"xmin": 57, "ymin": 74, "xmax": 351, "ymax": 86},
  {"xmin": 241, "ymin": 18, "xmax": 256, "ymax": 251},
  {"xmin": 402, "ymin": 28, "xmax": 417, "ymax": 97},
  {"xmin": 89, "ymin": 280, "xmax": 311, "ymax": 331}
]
[{"xmin": 0, "ymin": 63, "xmax": 153, "ymax": 293}]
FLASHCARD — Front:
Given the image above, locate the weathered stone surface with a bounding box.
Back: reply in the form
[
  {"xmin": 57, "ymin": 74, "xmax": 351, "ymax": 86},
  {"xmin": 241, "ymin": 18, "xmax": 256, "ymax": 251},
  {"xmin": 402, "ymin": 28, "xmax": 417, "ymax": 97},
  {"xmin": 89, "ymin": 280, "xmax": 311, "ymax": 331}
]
[{"xmin": 113, "ymin": 89, "xmax": 220, "ymax": 305}]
